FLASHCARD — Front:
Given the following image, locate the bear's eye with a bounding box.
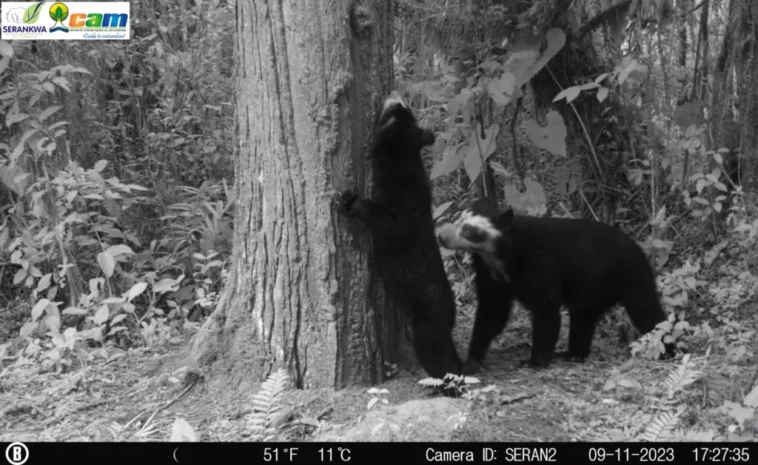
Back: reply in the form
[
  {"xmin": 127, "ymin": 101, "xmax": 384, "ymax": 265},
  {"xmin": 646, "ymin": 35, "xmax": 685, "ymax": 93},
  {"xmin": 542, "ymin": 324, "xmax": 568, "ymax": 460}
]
[{"xmin": 461, "ymin": 224, "xmax": 487, "ymax": 243}]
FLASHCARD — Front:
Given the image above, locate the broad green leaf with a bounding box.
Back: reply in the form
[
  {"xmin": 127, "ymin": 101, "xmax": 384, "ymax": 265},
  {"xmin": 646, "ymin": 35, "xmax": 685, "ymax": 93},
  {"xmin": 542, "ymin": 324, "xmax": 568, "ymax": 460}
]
[
  {"xmin": 126, "ymin": 282, "xmax": 148, "ymax": 302},
  {"xmin": 37, "ymin": 273, "xmax": 52, "ymax": 292},
  {"xmin": 31, "ymin": 299, "xmax": 50, "ymax": 321},
  {"xmin": 524, "ymin": 111, "xmax": 566, "ymax": 157},
  {"xmin": 503, "ymin": 47, "xmax": 538, "ymax": 87},
  {"xmin": 79, "ymin": 327, "xmax": 104, "ymax": 342},
  {"xmin": 486, "ymin": 73, "xmax": 516, "ymax": 106},
  {"xmin": 38, "ymin": 105, "xmax": 61, "ymax": 122},
  {"xmin": 97, "ymin": 251, "xmax": 115, "ymax": 278},
  {"xmin": 107, "ymin": 326, "xmax": 127, "ymax": 336},
  {"xmin": 745, "ymin": 385, "xmax": 758, "ymax": 408},
  {"xmin": 433, "ymin": 201, "xmax": 453, "ymax": 220},
  {"xmin": 106, "ymin": 244, "xmax": 134, "ymax": 257},
  {"xmin": 430, "ymin": 143, "xmax": 465, "ymax": 180},
  {"xmin": 11, "ymin": 129, "xmax": 39, "ymax": 161},
  {"xmin": 93, "ymin": 160, "xmax": 108, "ymax": 172},
  {"xmin": 594, "ymin": 73, "xmax": 610, "ymax": 84},
  {"xmin": 13, "ymin": 268, "xmax": 27, "ymax": 285},
  {"xmin": 489, "ymin": 161, "xmax": 510, "ymax": 178},
  {"xmin": 514, "ymin": 28, "xmax": 566, "ymax": 87},
  {"xmin": 94, "ymin": 305, "xmax": 110, "ymax": 325},
  {"xmin": 154, "ymin": 278, "xmax": 180, "ymax": 294},
  {"xmin": 20, "ymin": 322, "xmax": 38, "ymax": 338},
  {"xmin": 170, "ymin": 417, "xmax": 198, "ymax": 442},
  {"xmin": 44, "ymin": 314, "xmax": 61, "ymax": 335},
  {"xmin": 596, "ymin": 87, "xmax": 609, "ymax": 103},
  {"xmin": 504, "ymin": 178, "xmax": 547, "ymax": 212},
  {"xmin": 62, "ymin": 307, "xmax": 87, "ymax": 315},
  {"xmin": 553, "ymin": 85, "xmax": 581, "ymax": 103},
  {"xmin": 0, "ymin": 41, "xmax": 12, "ymax": 57}
]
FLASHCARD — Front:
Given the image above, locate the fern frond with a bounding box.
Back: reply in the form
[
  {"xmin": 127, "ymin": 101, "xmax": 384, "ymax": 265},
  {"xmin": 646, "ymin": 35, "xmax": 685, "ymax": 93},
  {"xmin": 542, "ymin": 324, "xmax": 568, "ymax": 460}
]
[
  {"xmin": 663, "ymin": 355, "xmax": 702, "ymax": 399},
  {"xmin": 637, "ymin": 409, "xmax": 681, "ymax": 442},
  {"xmin": 592, "ymin": 428, "xmax": 633, "ymax": 442},
  {"xmin": 672, "ymin": 428, "xmax": 716, "ymax": 442},
  {"xmin": 103, "ymin": 199, "xmax": 122, "ymax": 221},
  {"xmin": 418, "ymin": 377, "xmax": 444, "ymax": 387},
  {"xmin": 248, "ymin": 368, "xmax": 291, "ymax": 441}
]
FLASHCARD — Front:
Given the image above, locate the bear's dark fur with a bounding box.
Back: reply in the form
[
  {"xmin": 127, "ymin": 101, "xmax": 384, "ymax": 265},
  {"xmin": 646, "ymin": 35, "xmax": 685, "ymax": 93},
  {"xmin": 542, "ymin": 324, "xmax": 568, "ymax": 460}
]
[
  {"xmin": 338, "ymin": 92, "xmax": 462, "ymax": 380},
  {"xmin": 437, "ymin": 200, "xmax": 667, "ymax": 370}
]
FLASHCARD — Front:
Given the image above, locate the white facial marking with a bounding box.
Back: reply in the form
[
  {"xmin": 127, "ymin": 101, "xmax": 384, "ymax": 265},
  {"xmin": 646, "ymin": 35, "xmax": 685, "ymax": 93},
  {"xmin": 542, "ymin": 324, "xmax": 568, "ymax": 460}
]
[
  {"xmin": 460, "ymin": 211, "xmax": 501, "ymax": 242},
  {"xmin": 437, "ymin": 222, "xmax": 467, "ymax": 249},
  {"xmin": 449, "ymin": 210, "xmax": 501, "ymax": 253},
  {"xmin": 438, "ymin": 209, "xmax": 509, "ymax": 281},
  {"xmin": 438, "ymin": 210, "xmax": 500, "ymax": 251},
  {"xmin": 383, "ymin": 91, "xmax": 407, "ymax": 110},
  {"xmin": 378, "ymin": 115, "xmax": 397, "ymax": 132}
]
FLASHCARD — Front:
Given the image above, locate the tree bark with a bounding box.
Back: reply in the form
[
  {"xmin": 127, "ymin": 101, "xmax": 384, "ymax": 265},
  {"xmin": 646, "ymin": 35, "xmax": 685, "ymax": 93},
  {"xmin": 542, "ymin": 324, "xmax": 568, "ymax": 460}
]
[
  {"xmin": 191, "ymin": 0, "xmax": 399, "ymax": 395},
  {"xmin": 737, "ymin": 1, "xmax": 758, "ymax": 192}
]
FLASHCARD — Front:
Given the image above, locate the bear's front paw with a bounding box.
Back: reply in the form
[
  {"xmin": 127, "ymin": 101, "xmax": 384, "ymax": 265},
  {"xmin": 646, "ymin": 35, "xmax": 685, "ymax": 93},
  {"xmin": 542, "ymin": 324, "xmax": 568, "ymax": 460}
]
[
  {"xmin": 520, "ymin": 357, "xmax": 550, "ymax": 369},
  {"xmin": 463, "ymin": 358, "xmax": 484, "ymax": 374},
  {"xmin": 556, "ymin": 351, "xmax": 587, "ymax": 363},
  {"xmin": 338, "ymin": 190, "xmax": 360, "ymax": 214}
]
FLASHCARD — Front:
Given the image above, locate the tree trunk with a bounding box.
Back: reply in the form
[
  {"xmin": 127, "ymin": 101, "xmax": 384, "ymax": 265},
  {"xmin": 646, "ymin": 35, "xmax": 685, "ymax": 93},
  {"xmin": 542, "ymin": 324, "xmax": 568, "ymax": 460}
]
[
  {"xmin": 191, "ymin": 0, "xmax": 399, "ymax": 395},
  {"xmin": 739, "ymin": 2, "xmax": 758, "ymax": 193}
]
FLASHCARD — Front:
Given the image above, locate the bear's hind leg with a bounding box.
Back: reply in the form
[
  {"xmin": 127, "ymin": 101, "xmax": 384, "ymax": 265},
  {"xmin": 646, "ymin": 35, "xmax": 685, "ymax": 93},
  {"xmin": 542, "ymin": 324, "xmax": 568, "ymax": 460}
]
[{"xmin": 558, "ymin": 307, "xmax": 602, "ymax": 361}]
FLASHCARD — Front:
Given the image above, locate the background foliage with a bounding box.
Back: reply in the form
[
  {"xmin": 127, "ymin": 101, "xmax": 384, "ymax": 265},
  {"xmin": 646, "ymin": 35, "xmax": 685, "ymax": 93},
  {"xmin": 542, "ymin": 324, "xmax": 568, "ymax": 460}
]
[{"xmin": 0, "ymin": 0, "xmax": 757, "ymax": 442}]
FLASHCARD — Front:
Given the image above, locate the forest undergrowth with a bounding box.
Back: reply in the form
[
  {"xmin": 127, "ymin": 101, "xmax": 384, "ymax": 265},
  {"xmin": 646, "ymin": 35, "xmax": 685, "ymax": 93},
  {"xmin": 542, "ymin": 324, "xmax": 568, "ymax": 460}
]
[{"xmin": 2, "ymin": 0, "xmax": 758, "ymax": 443}]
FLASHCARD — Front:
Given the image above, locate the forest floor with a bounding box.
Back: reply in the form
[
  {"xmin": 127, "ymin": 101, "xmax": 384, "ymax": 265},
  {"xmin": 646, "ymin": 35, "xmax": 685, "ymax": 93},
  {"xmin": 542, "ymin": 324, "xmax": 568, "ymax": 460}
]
[{"xmin": 1, "ymin": 301, "xmax": 756, "ymax": 443}]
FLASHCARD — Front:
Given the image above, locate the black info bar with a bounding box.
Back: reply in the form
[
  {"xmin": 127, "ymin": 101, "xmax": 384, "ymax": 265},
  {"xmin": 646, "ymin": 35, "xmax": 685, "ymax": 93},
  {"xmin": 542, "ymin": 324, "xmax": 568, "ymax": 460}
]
[{"xmin": 2, "ymin": 441, "xmax": 755, "ymax": 465}]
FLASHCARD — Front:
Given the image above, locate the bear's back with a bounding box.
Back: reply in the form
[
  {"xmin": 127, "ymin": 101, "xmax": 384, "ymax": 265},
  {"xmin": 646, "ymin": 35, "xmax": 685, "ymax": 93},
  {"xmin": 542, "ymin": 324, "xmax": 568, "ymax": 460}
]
[{"xmin": 506, "ymin": 215, "xmax": 654, "ymax": 307}]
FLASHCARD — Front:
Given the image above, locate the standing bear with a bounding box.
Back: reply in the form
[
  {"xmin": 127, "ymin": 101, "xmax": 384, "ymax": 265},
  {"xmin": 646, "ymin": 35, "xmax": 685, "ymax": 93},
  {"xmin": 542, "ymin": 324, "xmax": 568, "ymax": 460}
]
[
  {"xmin": 338, "ymin": 91, "xmax": 462, "ymax": 380},
  {"xmin": 437, "ymin": 200, "xmax": 668, "ymax": 372}
]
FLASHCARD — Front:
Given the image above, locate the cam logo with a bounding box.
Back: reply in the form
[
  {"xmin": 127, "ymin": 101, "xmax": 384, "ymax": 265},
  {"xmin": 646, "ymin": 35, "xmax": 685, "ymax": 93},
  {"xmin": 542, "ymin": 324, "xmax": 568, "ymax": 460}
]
[
  {"xmin": 48, "ymin": 1, "xmax": 68, "ymax": 32},
  {"xmin": 2, "ymin": 2, "xmax": 130, "ymax": 40},
  {"xmin": 49, "ymin": 1, "xmax": 130, "ymax": 33},
  {"xmin": 69, "ymin": 10, "xmax": 129, "ymax": 29}
]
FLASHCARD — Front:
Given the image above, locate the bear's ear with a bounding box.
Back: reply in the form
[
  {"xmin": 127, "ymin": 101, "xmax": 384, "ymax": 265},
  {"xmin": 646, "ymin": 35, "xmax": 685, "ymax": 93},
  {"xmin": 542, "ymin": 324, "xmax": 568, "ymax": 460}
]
[{"xmin": 497, "ymin": 208, "xmax": 514, "ymax": 226}]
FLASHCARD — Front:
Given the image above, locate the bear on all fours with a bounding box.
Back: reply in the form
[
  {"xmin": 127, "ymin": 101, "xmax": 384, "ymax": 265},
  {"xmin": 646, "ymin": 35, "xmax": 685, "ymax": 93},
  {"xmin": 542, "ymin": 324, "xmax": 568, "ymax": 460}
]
[
  {"xmin": 338, "ymin": 91, "xmax": 462, "ymax": 380},
  {"xmin": 437, "ymin": 199, "xmax": 668, "ymax": 372}
]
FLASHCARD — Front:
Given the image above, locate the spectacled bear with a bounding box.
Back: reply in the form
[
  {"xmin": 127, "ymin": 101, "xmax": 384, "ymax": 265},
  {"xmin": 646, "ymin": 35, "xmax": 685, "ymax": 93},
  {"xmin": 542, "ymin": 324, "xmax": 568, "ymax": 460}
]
[
  {"xmin": 437, "ymin": 200, "xmax": 667, "ymax": 372},
  {"xmin": 338, "ymin": 92, "xmax": 462, "ymax": 380}
]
